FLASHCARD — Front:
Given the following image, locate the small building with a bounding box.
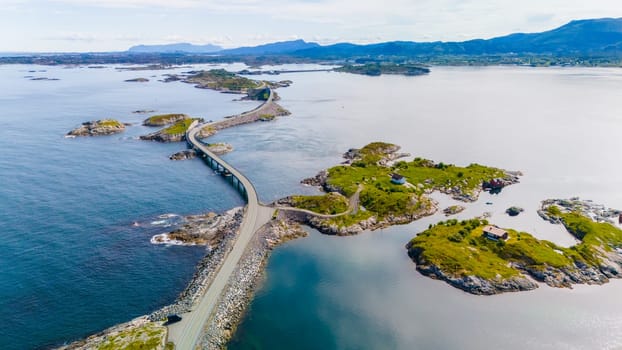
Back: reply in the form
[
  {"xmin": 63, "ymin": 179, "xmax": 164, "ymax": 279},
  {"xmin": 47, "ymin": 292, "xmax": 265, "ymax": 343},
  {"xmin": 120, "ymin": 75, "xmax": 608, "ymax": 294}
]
[
  {"xmin": 391, "ymin": 173, "xmax": 406, "ymax": 185},
  {"xmin": 482, "ymin": 225, "xmax": 509, "ymax": 241}
]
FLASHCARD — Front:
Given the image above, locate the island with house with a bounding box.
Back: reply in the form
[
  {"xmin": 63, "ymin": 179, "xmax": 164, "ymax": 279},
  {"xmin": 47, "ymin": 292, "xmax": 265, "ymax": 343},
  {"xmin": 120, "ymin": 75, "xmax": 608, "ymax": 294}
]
[
  {"xmin": 278, "ymin": 141, "xmax": 520, "ymax": 235},
  {"xmin": 405, "ymin": 198, "xmax": 622, "ymax": 295}
]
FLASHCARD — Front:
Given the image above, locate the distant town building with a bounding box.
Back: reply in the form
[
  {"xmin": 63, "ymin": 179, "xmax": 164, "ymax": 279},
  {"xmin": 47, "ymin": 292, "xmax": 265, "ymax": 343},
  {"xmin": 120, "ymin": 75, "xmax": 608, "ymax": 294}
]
[
  {"xmin": 391, "ymin": 173, "xmax": 406, "ymax": 185},
  {"xmin": 482, "ymin": 225, "xmax": 509, "ymax": 241}
]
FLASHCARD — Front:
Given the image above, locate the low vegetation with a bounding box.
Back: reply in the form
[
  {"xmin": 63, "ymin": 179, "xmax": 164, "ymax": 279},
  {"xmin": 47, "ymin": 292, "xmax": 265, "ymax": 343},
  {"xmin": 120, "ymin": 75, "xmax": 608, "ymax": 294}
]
[
  {"xmin": 292, "ymin": 142, "xmax": 511, "ymax": 231},
  {"xmin": 97, "ymin": 119, "xmax": 124, "ymax": 128},
  {"xmin": 143, "ymin": 113, "xmax": 188, "ymax": 126},
  {"xmin": 335, "ymin": 63, "xmax": 430, "ymax": 76},
  {"xmin": 96, "ymin": 322, "xmax": 167, "ymax": 350},
  {"xmin": 407, "ymin": 209, "xmax": 622, "ymax": 282},
  {"xmin": 185, "ymin": 69, "xmax": 261, "ymax": 92},
  {"xmin": 162, "ymin": 118, "xmax": 200, "ymax": 135},
  {"xmin": 326, "ymin": 143, "xmax": 506, "ymax": 199},
  {"xmin": 290, "ymin": 192, "xmax": 349, "ymax": 215}
]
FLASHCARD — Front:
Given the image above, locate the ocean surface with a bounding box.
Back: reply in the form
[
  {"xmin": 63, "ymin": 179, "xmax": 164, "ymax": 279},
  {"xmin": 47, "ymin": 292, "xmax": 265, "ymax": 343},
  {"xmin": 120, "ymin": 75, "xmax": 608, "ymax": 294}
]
[{"xmin": 1, "ymin": 64, "xmax": 622, "ymax": 349}]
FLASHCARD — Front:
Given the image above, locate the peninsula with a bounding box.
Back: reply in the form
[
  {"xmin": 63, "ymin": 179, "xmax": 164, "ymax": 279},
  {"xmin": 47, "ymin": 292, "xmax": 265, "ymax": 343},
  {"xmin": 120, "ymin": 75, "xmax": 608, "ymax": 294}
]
[{"xmin": 406, "ymin": 199, "xmax": 622, "ymax": 295}]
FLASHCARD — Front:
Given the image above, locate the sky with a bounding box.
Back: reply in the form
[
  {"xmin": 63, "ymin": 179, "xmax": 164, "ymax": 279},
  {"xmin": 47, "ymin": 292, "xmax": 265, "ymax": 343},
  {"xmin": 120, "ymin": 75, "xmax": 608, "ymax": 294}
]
[{"xmin": 1, "ymin": 0, "xmax": 621, "ymax": 52}]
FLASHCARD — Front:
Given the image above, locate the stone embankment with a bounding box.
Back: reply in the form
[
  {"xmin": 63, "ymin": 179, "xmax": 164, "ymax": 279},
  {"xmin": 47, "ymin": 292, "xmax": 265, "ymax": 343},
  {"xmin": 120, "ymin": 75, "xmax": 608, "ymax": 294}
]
[
  {"xmin": 198, "ymin": 215, "xmax": 307, "ymax": 349},
  {"xmin": 148, "ymin": 208, "xmax": 244, "ymax": 321},
  {"xmin": 198, "ymin": 100, "xmax": 291, "ymax": 138},
  {"xmin": 66, "ymin": 119, "xmax": 126, "ymax": 137}
]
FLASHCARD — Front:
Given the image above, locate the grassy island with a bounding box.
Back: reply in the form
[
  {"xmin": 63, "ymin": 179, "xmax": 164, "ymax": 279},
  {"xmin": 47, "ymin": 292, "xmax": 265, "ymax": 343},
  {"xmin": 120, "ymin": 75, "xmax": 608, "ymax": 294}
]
[
  {"xmin": 185, "ymin": 69, "xmax": 262, "ymax": 92},
  {"xmin": 67, "ymin": 119, "xmax": 126, "ymax": 137},
  {"xmin": 161, "ymin": 118, "xmax": 200, "ymax": 135},
  {"xmin": 96, "ymin": 119, "xmax": 124, "ymax": 128},
  {"xmin": 143, "ymin": 113, "xmax": 188, "ymax": 126},
  {"xmin": 335, "ymin": 63, "xmax": 430, "ymax": 76},
  {"xmin": 290, "ymin": 142, "xmax": 517, "ymax": 234},
  {"xmin": 406, "ymin": 205, "xmax": 622, "ymax": 294},
  {"xmin": 290, "ymin": 192, "xmax": 349, "ymax": 215}
]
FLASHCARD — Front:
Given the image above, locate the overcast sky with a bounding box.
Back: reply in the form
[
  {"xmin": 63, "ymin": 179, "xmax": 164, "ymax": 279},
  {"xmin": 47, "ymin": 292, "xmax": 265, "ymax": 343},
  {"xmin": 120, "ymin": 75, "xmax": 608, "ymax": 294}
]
[{"xmin": 1, "ymin": 0, "xmax": 621, "ymax": 52}]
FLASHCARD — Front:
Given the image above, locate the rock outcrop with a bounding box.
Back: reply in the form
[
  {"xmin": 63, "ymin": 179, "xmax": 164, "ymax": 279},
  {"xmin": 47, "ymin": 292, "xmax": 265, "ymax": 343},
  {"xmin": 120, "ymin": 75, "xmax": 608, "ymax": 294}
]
[
  {"xmin": 169, "ymin": 150, "xmax": 197, "ymax": 161},
  {"xmin": 142, "ymin": 114, "xmax": 188, "ymax": 126},
  {"xmin": 66, "ymin": 119, "xmax": 125, "ymax": 137}
]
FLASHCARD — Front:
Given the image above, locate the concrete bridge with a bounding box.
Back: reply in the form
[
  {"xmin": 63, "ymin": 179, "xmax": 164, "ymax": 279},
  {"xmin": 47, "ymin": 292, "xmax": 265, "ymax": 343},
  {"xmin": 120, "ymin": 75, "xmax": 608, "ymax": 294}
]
[{"xmin": 167, "ymin": 92, "xmax": 275, "ymax": 350}]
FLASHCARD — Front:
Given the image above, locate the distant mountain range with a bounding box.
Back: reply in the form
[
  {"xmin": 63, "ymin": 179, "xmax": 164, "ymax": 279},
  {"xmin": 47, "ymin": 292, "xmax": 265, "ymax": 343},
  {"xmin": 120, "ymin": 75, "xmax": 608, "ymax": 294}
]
[
  {"xmin": 294, "ymin": 18, "xmax": 622, "ymax": 58},
  {"xmin": 218, "ymin": 39, "xmax": 320, "ymax": 55},
  {"xmin": 128, "ymin": 18, "xmax": 622, "ymax": 58},
  {"xmin": 128, "ymin": 43, "xmax": 222, "ymax": 53}
]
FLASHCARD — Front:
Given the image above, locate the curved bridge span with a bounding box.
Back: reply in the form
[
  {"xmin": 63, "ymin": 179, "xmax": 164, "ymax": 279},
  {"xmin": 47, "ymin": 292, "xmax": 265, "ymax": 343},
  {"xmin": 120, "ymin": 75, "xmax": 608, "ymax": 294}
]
[{"xmin": 167, "ymin": 92, "xmax": 275, "ymax": 350}]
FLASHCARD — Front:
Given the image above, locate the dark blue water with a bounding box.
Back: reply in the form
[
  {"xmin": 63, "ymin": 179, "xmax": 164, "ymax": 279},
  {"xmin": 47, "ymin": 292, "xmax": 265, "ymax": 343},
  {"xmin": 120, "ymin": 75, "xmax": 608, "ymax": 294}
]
[{"xmin": 0, "ymin": 64, "xmax": 253, "ymax": 349}]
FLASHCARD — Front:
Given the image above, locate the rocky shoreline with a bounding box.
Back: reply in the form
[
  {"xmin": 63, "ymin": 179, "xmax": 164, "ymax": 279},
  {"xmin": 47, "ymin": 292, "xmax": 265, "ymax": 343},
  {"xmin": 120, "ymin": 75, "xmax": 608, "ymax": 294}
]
[
  {"xmin": 407, "ymin": 243, "xmax": 622, "ymax": 295},
  {"xmin": 406, "ymin": 199, "xmax": 622, "ymax": 295},
  {"xmin": 66, "ymin": 119, "xmax": 126, "ymax": 137},
  {"xmin": 198, "ymin": 216, "xmax": 307, "ymax": 349},
  {"xmin": 57, "ymin": 209, "xmax": 308, "ymax": 350},
  {"xmin": 408, "ymin": 257, "xmax": 539, "ymax": 295},
  {"xmin": 197, "ymin": 99, "xmax": 291, "ymax": 139}
]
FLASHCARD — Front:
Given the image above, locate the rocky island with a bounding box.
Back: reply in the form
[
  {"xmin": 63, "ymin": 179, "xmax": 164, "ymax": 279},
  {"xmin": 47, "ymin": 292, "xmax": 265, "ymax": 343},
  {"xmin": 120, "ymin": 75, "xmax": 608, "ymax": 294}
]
[
  {"xmin": 66, "ymin": 119, "xmax": 126, "ymax": 137},
  {"xmin": 281, "ymin": 142, "xmax": 520, "ymax": 235},
  {"xmin": 125, "ymin": 77, "xmax": 149, "ymax": 82},
  {"xmin": 335, "ymin": 63, "xmax": 430, "ymax": 76},
  {"xmin": 140, "ymin": 117, "xmax": 202, "ymax": 142},
  {"xmin": 183, "ymin": 69, "xmax": 291, "ymax": 96},
  {"xmin": 406, "ymin": 199, "xmax": 622, "ymax": 295},
  {"xmin": 143, "ymin": 114, "xmax": 189, "ymax": 126}
]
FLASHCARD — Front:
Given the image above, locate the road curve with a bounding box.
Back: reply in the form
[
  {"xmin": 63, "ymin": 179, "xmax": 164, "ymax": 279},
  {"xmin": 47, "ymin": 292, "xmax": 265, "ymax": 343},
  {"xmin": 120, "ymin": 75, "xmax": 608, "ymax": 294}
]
[{"xmin": 167, "ymin": 91, "xmax": 274, "ymax": 350}]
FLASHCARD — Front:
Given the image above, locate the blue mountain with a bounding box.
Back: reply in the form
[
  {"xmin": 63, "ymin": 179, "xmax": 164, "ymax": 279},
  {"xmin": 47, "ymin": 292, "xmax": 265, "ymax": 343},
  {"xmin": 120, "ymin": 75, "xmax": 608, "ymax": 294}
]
[{"xmin": 292, "ymin": 18, "xmax": 622, "ymax": 58}]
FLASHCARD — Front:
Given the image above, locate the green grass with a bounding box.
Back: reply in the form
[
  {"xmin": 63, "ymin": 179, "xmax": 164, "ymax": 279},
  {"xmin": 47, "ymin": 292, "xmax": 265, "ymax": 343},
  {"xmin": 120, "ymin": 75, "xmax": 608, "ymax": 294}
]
[
  {"xmin": 323, "ymin": 143, "xmax": 506, "ymax": 221},
  {"xmin": 187, "ymin": 69, "xmax": 261, "ymax": 91},
  {"xmin": 408, "ymin": 219, "xmax": 520, "ymax": 279},
  {"xmin": 145, "ymin": 114, "xmax": 187, "ymax": 125},
  {"xmin": 97, "ymin": 323, "xmax": 166, "ymax": 350},
  {"xmin": 558, "ymin": 211, "xmax": 622, "ymax": 264},
  {"xmin": 97, "ymin": 119, "xmax": 123, "ymax": 127},
  {"xmin": 162, "ymin": 118, "xmax": 199, "ymax": 135},
  {"xmin": 290, "ymin": 192, "xmax": 349, "ymax": 215},
  {"xmin": 335, "ymin": 63, "xmax": 430, "ymax": 76},
  {"xmin": 290, "ymin": 142, "xmax": 510, "ymax": 231},
  {"xmin": 408, "ymin": 212, "xmax": 622, "ymax": 281},
  {"xmin": 327, "ymin": 210, "xmax": 373, "ymax": 227}
]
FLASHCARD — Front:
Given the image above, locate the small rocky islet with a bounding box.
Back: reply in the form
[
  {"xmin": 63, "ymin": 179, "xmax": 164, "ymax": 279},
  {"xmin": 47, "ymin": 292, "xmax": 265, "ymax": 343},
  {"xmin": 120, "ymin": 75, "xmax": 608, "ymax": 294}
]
[{"xmin": 66, "ymin": 119, "xmax": 126, "ymax": 137}]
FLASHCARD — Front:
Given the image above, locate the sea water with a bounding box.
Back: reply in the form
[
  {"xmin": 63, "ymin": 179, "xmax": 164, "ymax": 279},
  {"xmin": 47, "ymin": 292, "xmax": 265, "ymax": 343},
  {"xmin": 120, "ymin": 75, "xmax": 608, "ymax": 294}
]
[
  {"xmin": 228, "ymin": 66, "xmax": 622, "ymax": 350},
  {"xmin": 3, "ymin": 64, "xmax": 622, "ymax": 349}
]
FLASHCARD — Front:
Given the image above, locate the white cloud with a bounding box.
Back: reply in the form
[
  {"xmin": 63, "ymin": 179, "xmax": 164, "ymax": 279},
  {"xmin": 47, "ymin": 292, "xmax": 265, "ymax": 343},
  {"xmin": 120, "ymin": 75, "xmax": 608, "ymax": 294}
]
[{"xmin": 4, "ymin": 0, "xmax": 622, "ymax": 51}]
